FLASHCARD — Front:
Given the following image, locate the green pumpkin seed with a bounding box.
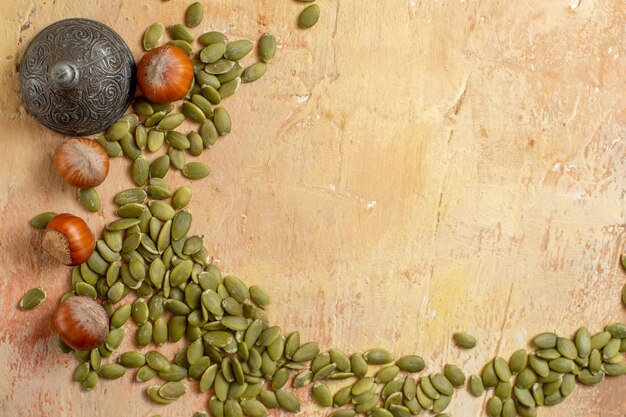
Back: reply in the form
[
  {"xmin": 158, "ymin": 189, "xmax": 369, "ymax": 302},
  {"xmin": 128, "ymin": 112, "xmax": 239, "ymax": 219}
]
[
  {"xmin": 375, "ymin": 365, "xmax": 400, "ymax": 384},
  {"xmin": 201, "ymin": 42, "xmax": 227, "ymax": 64},
  {"xmin": 495, "ymin": 380, "xmax": 512, "ymax": 399},
  {"xmin": 72, "ymin": 362, "xmax": 90, "ymax": 382},
  {"xmin": 147, "ymin": 129, "xmax": 165, "ymax": 152},
  {"xmin": 453, "ymin": 331, "xmax": 477, "ymax": 349},
  {"xmin": 396, "ymin": 354, "xmax": 425, "ymax": 373},
  {"xmin": 184, "ymin": 2, "xmax": 203, "ymax": 27},
  {"xmin": 536, "ymin": 348, "xmax": 561, "ymax": 360},
  {"xmin": 330, "ymin": 410, "xmax": 356, "ymax": 417},
  {"xmin": 190, "ymin": 96, "xmax": 213, "ymax": 120},
  {"xmin": 443, "ymin": 363, "xmax": 465, "ymax": 387},
  {"xmin": 468, "ymin": 374, "xmax": 484, "ymax": 396},
  {"xmin": 145, "ymin": 111, "xmax": 166, "ymax": 128},
  {"xmin": 486, "ymin": 396, "xmax": 502, "ymax": 417},
  {"xmin": 509, "ymin": 349, "xmax": 528, "ymax": 374},
  {"xmin": 30, "ymin": 212, "xmax": 56, "ymax": 229},
  {"xmin": 289, "ymin": 341, "xmax": 318, "ymax": 362},
  {"xmin": 159, "ymin": 381, "xmax": 187, "ymax": 399},
  {"xmin": 351, "ymin": 376, "xmax": 374, "ymax": 396},
  {"xmin": 494, "ymin": 356, "xmax": 511, "ymax": 381},
  {"xmin": 258, "ymin": 33, "xmax": 276, "ymax": 62},
  {"xmin": 533, "ymin": 332, "xmax": 558, "ymax": 349},
  {"xmin": 95, "ymin": 134, "xmax": 123, "ymax": 157},
  {"xmin": 275, "ymin": 389, "xmax": 300, "ymax": 412},
  {"xmin": 19, "ymin": 287, "xmax": 46, "ymax": 310},
  {"xmin": 82, "ymin": 370, "xmax": 98, "ymax": 390},
  {"xmin": 217, "ymin": 63, "xmax": 243, "ymax": 84},
  {"xmin": 282, "ymin": 332, "xmax": 299, "ymax": 361},
  {"xmin": 148, "ymin": 200, "xmax": 174, "ymax": 221},
  {"xmin": 224, "ymin": 39, "xmax": 254, "ymax": 61},
  {"xmin": 577, "ymin": 369, "xmax": 604, "ymax": 385},
  {"xmin": 118, "ymin": 351, "xmax": 146, "ymax": 368},
  {"xmin": 528, "ymin": 355, "xmax": 550, "ymax": 378},
  {"xmin": 115, "ymin": 188, "xmax": 146, "ymax": 207},
  {"xmin": 105, "ymin": 327, "xmax": 124, "ymax": 351},
  {"xmin": 200, "ymin": 119, "xmax": 219, "ymax": 147},
  {"xmin": 241, "ymin": 62, "xmax": 267, "ymax": 83},
  {"xmin": 364, "ymin": 348, "xmax": 393, "ymax": 365},
  {"xmin": 157, "ymin": 113, "xmax": 185, "ymax": 131},
  {"xmin": 147, "ymin": 385, "xmax": 174, "ymax": 405},
  {"xmin": 218, "ymin": 77, "xmax": 241, "ymax": 99},
  {"xmin": 199, "ymin": 31, "xmax": 228, "ymax": 45},
  {"xmin": 432, "ymin": 395, "xmax": 451, "ymax": 413},
  {"xmin": 134, "ymin": 321, "xmax": 152, "ymax": 347},
  {"xmin": 165, "ymin": 130, "xmax": 190, "ymax": 150},
  {"xmin": 143, "ymin": 23, "xmax": 164, "ymax": 50},
  {"xmin": 298, "ymin": 4, "xmax": 320, "ymax": 29},
  {"xmin": 133, "ymin": 98, "xmax": 154, "ymax": 116},
  {"xmin": 605, "ymin": 323, "xmax": 626, "ymax": 338},
  {"xmin": 120, "ymin": 132, "xmax": 141, "ymax": 159},
  {"xmin": 182, "ymin": 162, "xmax": 211, "ymax": 180},
  {"xmin": 590, "ymin": 331, "xmax": 612, "ymax": 350},
  {"xmin": 153, "ymin": 317, "xmax": 168, "ymax": 345},
  {"xmin": 129, "ymin": 156, "xmax": 149, "ymax": 186},
  {"xmin": 430, "ymin": 373, "xmax": 454, "ymax": 396},
  {"xmin": 350, "ymin": 353, "xmax": 368, "ymax": 377},
  {"xmin": 100, "ymin": 363, "xmax": 126, "ymax": 379},
  {"xmin": 201, "ymin": 85, "xmax": 221, "ymax": 105},
  {"xmin": 224, "ymin": 399, "xmax": 243, "ymax": 417},
  {"xmin": 75, "ymin": 282, "xmax": 96, "ymax": 298},
  {"xmin": 149, "ymin": 155, "xmax": 170, "ymax": 179},
  {"xmin": 78, "ymin": 188, "xmax": 100, "ymax": 212},
  {"xmin": 136, "ymin": 365, "xmax": 157, "ymax": 382},
  {"xmin": 310, "ymin": 382, "xmax": 332, "ymax": 407},
  {"xmin": 196, "ymin": 70, "xmax": 222, "ymax": 88},
  {"xmin": 171, "ymin": 186, "xmax": 192, "ymax": 209},
  {"xmin": 134, "ymin": 124, "xmax": 147, "ymax": 149},
  {"xmin": 205, "ymin": 58, "xmax": 236, "ymax": 75},
  {"xmin": 110, "ymin": 303, "xmax": 131, "ymax": 328},
  {"xmin": 240, "ymin": 399, "xmax": 267, "ymax": 417},
  {"xmin": 106, "ymin": 120, "xmax": 130, "ymax": 141},
  {"xmin": 212, "ymin": 107, "xmax": 232, "ymax": 136},
  {"xmin": 181, "ymin": 101, "xmax": 206, "ymax": 123},
  {"xmin": 169, "ymin": 23, "xmax": 194, "ymax": 42}
]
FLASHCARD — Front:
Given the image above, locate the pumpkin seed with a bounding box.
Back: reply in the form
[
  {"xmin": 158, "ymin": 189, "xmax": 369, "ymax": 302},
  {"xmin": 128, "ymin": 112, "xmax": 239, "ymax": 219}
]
[
  {"xmin": 396, "ymin": 354, "xmax": 425, "ymax": 372},
  {"xmin": 528, "ymin": 355, "xmax": 550, "ymax": 378},
  {"xmin": 275, "ymin": 389, "xmax": 300, "ymax": 412},
  {"xmin": 493, "ymin": 356, "xmax": 511, "ymax": 381},
  {"xmin": 199, "ymin": 31, "xmax": 228, "ymax": 45},
  {"xmin": 468, "ymin": 374, "xmax": 484, "ymax": 396},
  {"xmin": 509, "ymin": 349, "xmax": 528, "ymax": 374},
  {"xmin": 258, "ymin": 33, "xmax": 276, "ymax": 62},
  {"xmin": 605, "ymin": 322, "xmax": 626, "ymax": 339},
  {"xmin": 147, "ymin": 129, "xmax": 165, "ymax": 152},
  {"xmin": 201, "ymin": 43, "xmax": 227, "ymax": 64},
  {"xmin": 182, "ymin": 101, "xmax": 207, "ymax": 123},
  {"xmin": 135, "ymin": 124, "xmax": 147, "ymax": 149},
  {"xmin": 118, "ymin": 351, "xmax": 146, "ymax": 368},
  {"xmin": 291, "ymin": 341, "xmax": 319, "ymax": 362},
  {"xmin": 375, "ymin": 365, "xmax": 400, "ymax": 384},
  {"xmin": 19, "ymin": 287, "xmax": 46, "ymax": 310},
  {"xmin": 330, "ymin": 410, "xmax": 356, "ymax": 417},
  {"xmin": 184, "ymin": 2, "xmax": 203, "ymax": 27},
  {"xmin": 486, "ymin": 396, "xmax": 502, "ymax": 417},
  {"xmin": 143, "ymin": 23, "xmax": 164, "ymax": 50},
  {"xmin": 218, "ymin": 77, "xmax": 241, "ymax": 98},
  {"xmin": 105, "ymin": 327, "xmax": 124, "ymax": 351},
  {"xmin": 153, "ymin": 317, "xmax": 168, "ymax": 345},
  {"xmin": 129, "ymin": 156, "xmax": 149, "ymax": 186},
  {"xmin": 149, "ymin": 155, "xmax": 170, "ymax": 179},
  {"xmin": 95, "ymin": 134, "xmax": 123, "ymax": 157},
  {"xmin": 147, "ymin": 385, "xmax": 174, "ymax": 405},
  {"xmin": 205, "ymin": 59, "xmax": 236, "ymax": 75},
  {"xmin": 120, "ymin": 132, "xmax": 141, "ymax": 159},
  {"xmin": 443, "ymin": 364, "xmax": 465, "ymax": 387},
  {"xmin": 453, "ymin": 331, "xmax": 477, "ymax": 349},
  {"xmin": 157, "ymin": 113, "xmax": 185, "ymax": 131},
  {"xmin": 213, "ymin": 107, "xmax": 232, "ymax": 136},
  {"xmin": 240, "ymin": 399, "xmax": 267, "ymax": 417},
  {"xmin": 169, "ymin": 23, "xmax": 194, "ymax": 42},
  {"xmin": 106, "ymin": 120, "xmax": 130, "ymax": 141},
  {"xmin": 200, "ymin": 119, "xmax": 219, "ymax": 147},
  {"xmin": 145, "ymin": 111, "xmax": 166, "ymax": 128},
  {"xmin": 364, "ymin": 348, "xmax": 393, "ymax": 365},
  {"xmin": 171, "ymin": 186, "xmax": 192, "ymax": 210},
  {"xmin": 30, "ymin": 212, "xmax": 57, "ymax": 229},
  {"xmin": 159, "ymin": 381, "xmax": 187, "ymax": 399},
  {"xmin": 224, "ymin": 39, "xmax": 254, "ymax": 61},
  {"xmin": 533, "ymin": 332, "xmax": 558, "ymax": 349},
  {"xmin": 310, "ymin": 382, "xmax": 332, "ymax": 407},
  {"xmin": 298, "ymin": 4, "xmax": 320, "ymax": 29},
  {"xmin": 75, "ymin": 282, "xmax": 97, "ymax": 298},
  {"xmin": 77, "ymin": 188, "xmax": 100, "ymax": 212},
  {"xmin": 217, "ymin": 62, "xmax": 243, "ymax": 83},
  {"xmin": 182, "ymin": 162, "xmax": 211, "ymax": 180},
  {"xmin": 350, "ymin": 353, "xmax": 368, "ymax": 377},
  {"xmin": 242, "ymin": 62, "xmax": 267, "ymax": 83},
  {"xmin": 133, "ymin": 98, "xmax": 154, "ymax": 116},
  {"xmin": 196, "ymin": 70, "xmax": 222, "ymax": 88},
  {"xmin": 111, "ymin": 303, "xmax": 131, "ymax": 328},
  {"xmin": 430, "ymin": 373, "xmax": 454, "ymax": 396},
  {"xmin": 100, "ymin": 363, "xmax": 126, "ymax": 379},
  {"xmin": 201, "ymin": 85, "xmax": 221, "ymax": 105}
]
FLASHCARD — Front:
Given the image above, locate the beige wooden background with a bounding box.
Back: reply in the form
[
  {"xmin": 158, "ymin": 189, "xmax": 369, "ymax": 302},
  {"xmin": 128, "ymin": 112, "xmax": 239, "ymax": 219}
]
[{"xmin": 0, "ymin": 0, "xmax": 625, "ymax": 416}]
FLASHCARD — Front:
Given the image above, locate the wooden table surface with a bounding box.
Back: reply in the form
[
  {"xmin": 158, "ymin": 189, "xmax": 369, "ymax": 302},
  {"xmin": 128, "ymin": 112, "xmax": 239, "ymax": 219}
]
[{"xmin": 0, "ymin": 1, "xmax": 624, "ymax": 416}]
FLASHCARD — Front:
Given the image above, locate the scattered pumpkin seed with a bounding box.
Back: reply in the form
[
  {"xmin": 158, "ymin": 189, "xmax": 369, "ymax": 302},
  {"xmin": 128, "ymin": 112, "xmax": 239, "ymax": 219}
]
[
  {"xmin": 258, "ymin": 33, "xmax": 276, "ymax": 62},
  {"xmin": 19, "ymin": 287, "xmax": 46, "ymax": 310},
  {"xmin": 143, "ymin": 23, "xmax": 164, "ymax": 50},
  {"xmin": 78, "ymin": 188, "xmax": 100, "ymax": 212},
  {"xmin": 182, "ymin": 162, "xmax": 211, "ymax": 180},
  {"xmin": 298, "ymin": 4, "xmax": 321, "ymax": 29},
  {"xmin": 184, "ymin": 2, "xmax": 203, "ymax": 27}
]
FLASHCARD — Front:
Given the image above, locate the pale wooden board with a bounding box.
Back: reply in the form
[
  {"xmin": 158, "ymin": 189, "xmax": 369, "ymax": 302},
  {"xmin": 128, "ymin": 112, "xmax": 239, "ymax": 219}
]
[{"xmin": 0, "ymin": 0, "xmax": 624, "ymax": 416}]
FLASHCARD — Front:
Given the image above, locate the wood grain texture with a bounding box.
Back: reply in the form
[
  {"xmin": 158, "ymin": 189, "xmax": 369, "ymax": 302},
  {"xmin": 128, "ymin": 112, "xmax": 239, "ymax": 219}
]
[{"xmin": 0, "ymin": 0, "xmax": 624, "ymax": 416}]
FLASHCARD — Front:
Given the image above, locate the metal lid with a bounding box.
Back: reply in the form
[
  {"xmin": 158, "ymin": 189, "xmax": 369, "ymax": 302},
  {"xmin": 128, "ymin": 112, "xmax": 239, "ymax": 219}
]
[{"xmin": 20, "ymin": 18, "xmax": 136, "ymax": 136}]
